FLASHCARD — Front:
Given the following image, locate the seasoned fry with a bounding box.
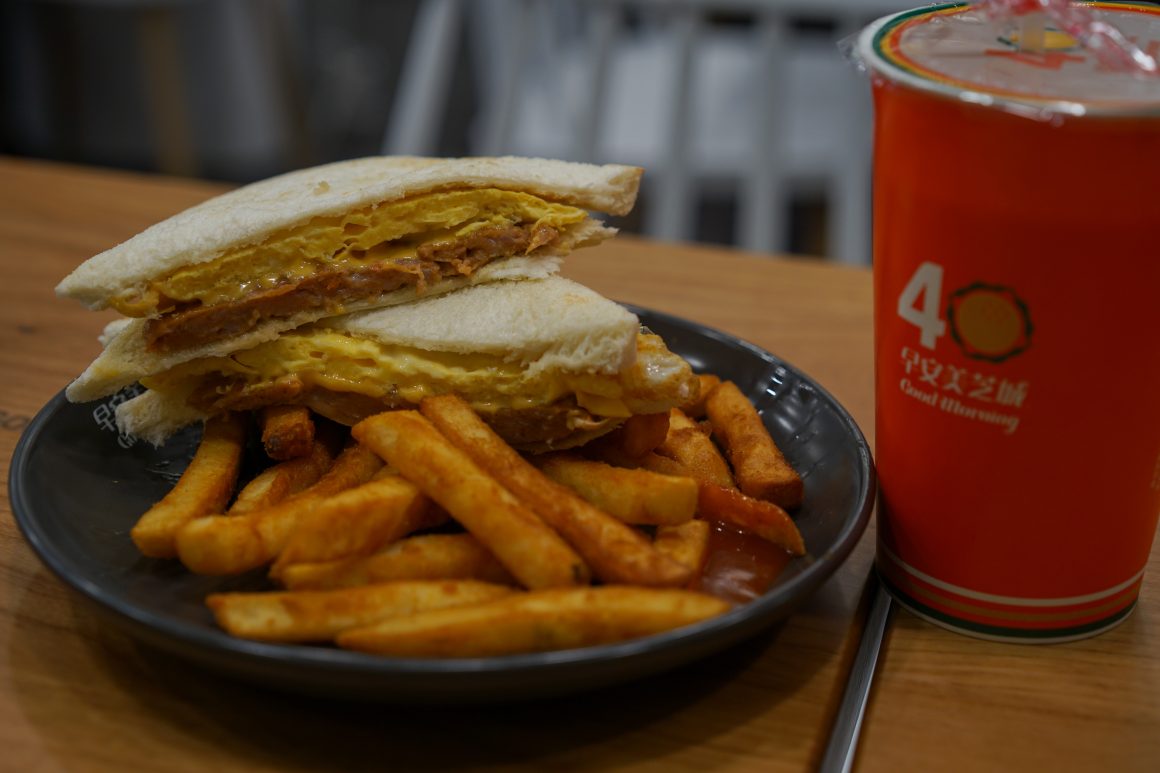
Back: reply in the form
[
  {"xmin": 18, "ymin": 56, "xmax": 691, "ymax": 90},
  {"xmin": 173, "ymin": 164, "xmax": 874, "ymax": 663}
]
[
  {"xmin": 131, "ymin": 413, "xmax": 247, "ymax": 558},
  {"xmin": 259, "ymin": 404, "xmax": 315, "ymax": 460},
  {"xmin": 269, "ymin": 474, "xmax": 446, "ymax": 578},
  {"xmin": 207, "ymin": 580, "xmax": 514, "ymax": 642},
  {"xmin": 679, "ymin": 373, "xmax": 722, "ymax": 418},
  {"xmin": 698, "ymin": 483, "xmax": 805, "ymax": 556},
  {"xmin": 654, "ymin": 520, "xmax": 712, "ymax": 576},
  {"xmin": 537, "ymin": 454, "xmax": 697, "ymax": 526},
  {"xmin": 705, "ymin": 380, "xmax": 803, "ymax": 509},
  {"xmin": 655, "ymin": 408, "xmax": 736, "ymax": 489},
  {"xmin": 594, "ymin": 444, "xmax": 697, "ymax": 480},
  {"xmin": 420, "ymin": 395, "xmax": 691, "ymax": 587},
  {"xmin": 337, "ymin": 586, "xmax": 731, "ymax": 657},
  {"xmin": 617, "ymin": 412, "xmax": 671, "ymax": 457},
  {"xmin": 227, "ymin": 438, "xmax": 334, "ymax": 514},
  {"xmin": 127, "ymin": 371, "xmax": 803, "ymax": 657},
  {"xmin": 281, "ymin": 533, "xmax": 517, "ymax": 590},
  {"xmin": 175, "ymin": 443, "xmax": 384, "ymax": 575},
  {"xmin": 353, "ymin": 410, "xmax": 589, "ymax": 589}
]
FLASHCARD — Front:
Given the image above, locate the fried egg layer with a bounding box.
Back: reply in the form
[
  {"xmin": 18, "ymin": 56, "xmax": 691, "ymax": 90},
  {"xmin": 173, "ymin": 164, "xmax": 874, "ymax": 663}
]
[
  {"xmin": 110, "ymin": 189, "xmax": 589, "ymax": 316},
  {"xmin": 142, "ymin": 333, "xmax": 696, "ymax": 419}
]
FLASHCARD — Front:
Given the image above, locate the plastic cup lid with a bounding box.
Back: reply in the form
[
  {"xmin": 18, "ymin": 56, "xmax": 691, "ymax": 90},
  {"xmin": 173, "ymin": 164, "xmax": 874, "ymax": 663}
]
[{"xmin": 857, "ymin": 2, "xmax": 1160, "ymax": 117}]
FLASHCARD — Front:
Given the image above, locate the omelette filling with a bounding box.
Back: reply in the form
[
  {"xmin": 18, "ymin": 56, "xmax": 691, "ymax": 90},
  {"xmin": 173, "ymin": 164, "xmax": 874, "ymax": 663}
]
[
  {"xmin": 140, "ymin": 332, "xmax": 697, "ymax": 450},
  {"xmin": 106, "ymin": 189, "xmax": 594, "ymax": 354}
]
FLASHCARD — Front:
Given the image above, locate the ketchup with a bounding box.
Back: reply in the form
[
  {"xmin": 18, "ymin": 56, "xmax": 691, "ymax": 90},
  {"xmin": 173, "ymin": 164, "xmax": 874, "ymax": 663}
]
[{"xmin": 695, "ymin": 521, "xmax": 794, "ymax": 604}]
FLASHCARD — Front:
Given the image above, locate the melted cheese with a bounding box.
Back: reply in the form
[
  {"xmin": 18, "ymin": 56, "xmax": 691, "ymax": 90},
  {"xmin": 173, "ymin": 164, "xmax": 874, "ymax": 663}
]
[
  {"xmin": 111, "ymin": 189, "xmax": 588, "ymax": 316},
  {"xmin": 142, "ymin": 332, "xmax": 691, "ymax": 417}
]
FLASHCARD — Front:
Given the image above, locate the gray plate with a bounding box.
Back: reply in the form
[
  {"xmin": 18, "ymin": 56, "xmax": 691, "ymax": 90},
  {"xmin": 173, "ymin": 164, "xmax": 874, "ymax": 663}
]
[{"xmin": 8, "ymin": 306, "xmax": 874, "ymax": 702}]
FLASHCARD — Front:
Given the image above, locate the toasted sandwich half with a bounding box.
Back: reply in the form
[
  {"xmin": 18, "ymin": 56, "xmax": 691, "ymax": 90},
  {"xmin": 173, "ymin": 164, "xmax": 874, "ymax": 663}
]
[
  {"xmin": 110, "ymin": 277, "xmax": 697, "ymax": 451},
  {"xmin": 59, "ymin": 156, "xmax": 641, "ymax": 400}
]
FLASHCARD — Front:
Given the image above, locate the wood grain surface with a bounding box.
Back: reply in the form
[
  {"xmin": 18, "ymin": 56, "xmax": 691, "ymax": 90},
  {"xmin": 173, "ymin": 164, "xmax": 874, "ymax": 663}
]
[{"xmin": 0, "ymin": 157, "xmax": 875, "ymax": 773}]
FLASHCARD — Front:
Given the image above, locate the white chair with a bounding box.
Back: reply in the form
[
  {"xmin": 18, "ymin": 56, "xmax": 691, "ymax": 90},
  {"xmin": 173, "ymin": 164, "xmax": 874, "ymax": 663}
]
[{"xmin": 384, "ymin": 0, "xmax": 899, "ymax": 264}]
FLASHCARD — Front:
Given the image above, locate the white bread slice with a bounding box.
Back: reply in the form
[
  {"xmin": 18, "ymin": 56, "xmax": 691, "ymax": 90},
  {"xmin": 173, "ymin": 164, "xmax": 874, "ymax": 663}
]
[
  {"xmin": 56, "ymin": 156, "xmax": 643, "ymax": 309},
  {"xmin": 114, "ymin": 276, "xmax": 644, "ymax": 445},
  {"xmin": 330, "ymin": 274, "xmax": 640, "ymax": 374},
  {"xmin": 116, "ymin": 388, "xmax": 204, "ymax": 447},
  {"xmin": 67, "ymin": 253, "xmax": 565, "ymax": 402}
]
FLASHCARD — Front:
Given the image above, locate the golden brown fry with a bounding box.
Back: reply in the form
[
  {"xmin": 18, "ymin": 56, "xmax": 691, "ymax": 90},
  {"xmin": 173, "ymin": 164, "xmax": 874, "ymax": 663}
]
[
  {"xmin": 131, "ymin": 413, "xmax": 247, "ymax": 558},
  {"xmin": 270, "ymin": 475, "xmax": 448, "ymax": 578},
  {"xmin": 617, "ymin": 412, "xmax": 671, "ymax": 457},
  {"xmin": 654, "ymin": 520, "xmax": 712, "ymax": 577},
  {"xmin": 698, "ymin": 483, "xmax": 805, "ymax": 556},
  {"xmin": 679, "ymin": 373, "xmax": 722, "ymax": 418},
  {"xmin": 353, "ymin": 410, "xmax": 589, "ymax": 589},
  {"xmin": 175, "ymin": 443, "xmax": 383, "ymax": 575},
  {"xmin": 228, "ymin": 438, "xmax": 334, "ymax": 514},
  {"xmin": 281, "ymin": 533, "xmax": 517, "ymax": 590},
  {"xmin": 537, "ymin": 453, "xmax": 697, "ymax": 526},
  {"xmin": 260, "ymin": 405, "xmax": 315, "ymax": 461},
  {"xmin": 337, "ymin": 586, "xmax": 731, "ymax": 657},
  {"xmin": 420, "ymin": 395, "xmax": 690, "ymax": 587},
  {"xmin": 207, "ymin": 580, "xmax": 514, "ymax": 642},
  {"xmin": 705, "ymin": 380, "xmax": 804, "ymax": 509},
  {"xmin": 655, "ymin": 409, "xmax": 736, "ymax": 489},
  {"xmin": 591, "ymin": 442, "xmax": 701, "ymax": 483},
  {"xmin": 638, "ymin": 452, "xmax": 697, "ymax": 478}
]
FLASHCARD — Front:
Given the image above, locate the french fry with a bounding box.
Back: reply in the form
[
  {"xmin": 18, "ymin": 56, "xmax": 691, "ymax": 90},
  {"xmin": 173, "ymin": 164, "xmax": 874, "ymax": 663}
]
[
  {"xmin": 227, "ymin": 438, "xmax": 334, "ymax": 514},
  {"xmin": 593, "ymin": 444, "xmax": 697, "ymax": 480},
  {"xmin": 654, "ymin": 519, "xmax": 712, "ymax": 576},
  {"xmin": 353, "ymin": 410, "xmax": 589, "ymax": 589},
  {"xmin": 269, "ymin": 474, "xmax": 447, "ymax": 578},
  {"xmin": 705, "ymin": 380, "xmax": 804, "ymax": 509},
  {"xmin": 617, "ymin": 412, "xmax": 671, "ymax": 457},
  {"xmin": 420, "ymin": 395, "xmax": 691, "ymax": 587},
  {"xmin": 207, "ymin": 580, "xmax": 514, "ymax": 642},
  {"xmin": 131, "ymin": 413, "xmax": 247, "ymax": 558},
  {"xmin": 679, "ymin": 373, "xmax": 722, "ymax": 418},
  {"xmin": 175, "ymin": 442, "xmax": 383, "ymax": 575},
  {"xmin": 280, "ymin": 533, "xmax": 517, "ymax": 590},
  {"xmin": 537, "ymin": 453, "xmax": 697, "ymax": 526},
  {"xmin": 259, "ymin": 404, "xmax": 315, "ymax": 460},
  {"xmin": 698, "ymin": 483, "xmax": 805, "ymax": 556},
  {"xmin": 655, "ymin": 408, "xmax": 736, "ymax": 489},
  {"xmin": 337, "ymin": 586, "xmax": 731, "ymax": 657}
]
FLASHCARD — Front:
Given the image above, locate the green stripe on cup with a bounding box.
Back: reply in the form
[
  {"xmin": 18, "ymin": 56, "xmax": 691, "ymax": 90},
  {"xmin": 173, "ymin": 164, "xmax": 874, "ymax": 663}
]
[{"xmin": 870, "ymin": 2, "xmax": 965, "ymax": 63}]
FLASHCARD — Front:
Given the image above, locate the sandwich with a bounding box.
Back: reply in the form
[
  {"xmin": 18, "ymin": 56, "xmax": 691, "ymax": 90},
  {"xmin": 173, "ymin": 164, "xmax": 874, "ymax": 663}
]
[
  {"xmin": 113, "ymin": 276, "xmax": 699, "ymax": 451},
  {"xmin": 59, "ymin": 156, "xmax": 642, "ymax": 401}
]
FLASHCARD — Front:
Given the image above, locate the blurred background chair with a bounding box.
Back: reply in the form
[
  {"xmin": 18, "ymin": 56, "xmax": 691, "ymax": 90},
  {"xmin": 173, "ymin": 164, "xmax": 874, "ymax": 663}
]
[
  {"xmin": 383, "ymin": 0, "xmax": 898, "ymax": 264},
  {"xmin": 2, "ymin": 0, "xmax": 907, "ymax": 262},
  {"xmin": 2, "ymin": 0, "xmax": 313, "ymax": 180}
]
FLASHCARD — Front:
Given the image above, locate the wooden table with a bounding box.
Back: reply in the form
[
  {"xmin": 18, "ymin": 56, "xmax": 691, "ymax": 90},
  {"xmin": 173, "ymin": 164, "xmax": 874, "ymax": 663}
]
[{"xmin": 0, "ymin": 157, "xmax": 1156, "ymax": 772}]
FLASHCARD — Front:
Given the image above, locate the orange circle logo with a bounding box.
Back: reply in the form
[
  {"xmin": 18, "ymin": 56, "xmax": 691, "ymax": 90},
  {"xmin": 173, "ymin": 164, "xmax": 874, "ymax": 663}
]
[{"xmin": 948, "ymin": 283, "xmax": 1033, "ymax": 362}]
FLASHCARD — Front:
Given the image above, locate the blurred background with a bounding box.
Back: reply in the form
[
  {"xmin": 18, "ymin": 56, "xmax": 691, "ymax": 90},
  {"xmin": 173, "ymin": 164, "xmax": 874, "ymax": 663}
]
[{"xmin": 0, "ymin": 0, "xmax": 914, "ymax": 263}]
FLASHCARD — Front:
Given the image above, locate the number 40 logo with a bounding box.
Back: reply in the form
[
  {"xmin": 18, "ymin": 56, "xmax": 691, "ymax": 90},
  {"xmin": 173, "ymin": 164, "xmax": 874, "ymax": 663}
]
[{"xmin": 897, "ymin": 261, "xmax": 1033, "ymax": 363}]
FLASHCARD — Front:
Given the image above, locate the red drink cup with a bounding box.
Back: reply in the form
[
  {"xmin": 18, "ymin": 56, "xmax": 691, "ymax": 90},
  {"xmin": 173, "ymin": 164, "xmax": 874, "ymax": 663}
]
[{"xmin": 858, "ymin": 2, "xmax": 1160, "ymax": 641}]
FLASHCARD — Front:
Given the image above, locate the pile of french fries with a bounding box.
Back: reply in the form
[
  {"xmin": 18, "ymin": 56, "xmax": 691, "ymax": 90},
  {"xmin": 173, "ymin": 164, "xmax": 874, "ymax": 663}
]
[{"xmin": 129, "ymin": 374, "xmax": 805, "ymax": 658}]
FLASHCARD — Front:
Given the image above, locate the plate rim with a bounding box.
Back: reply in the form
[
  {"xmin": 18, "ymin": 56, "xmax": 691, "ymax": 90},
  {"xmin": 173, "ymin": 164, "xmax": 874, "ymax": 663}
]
[{"xmin": 8, "ymin": 307, "xmax": 875, "ymax": 686}]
